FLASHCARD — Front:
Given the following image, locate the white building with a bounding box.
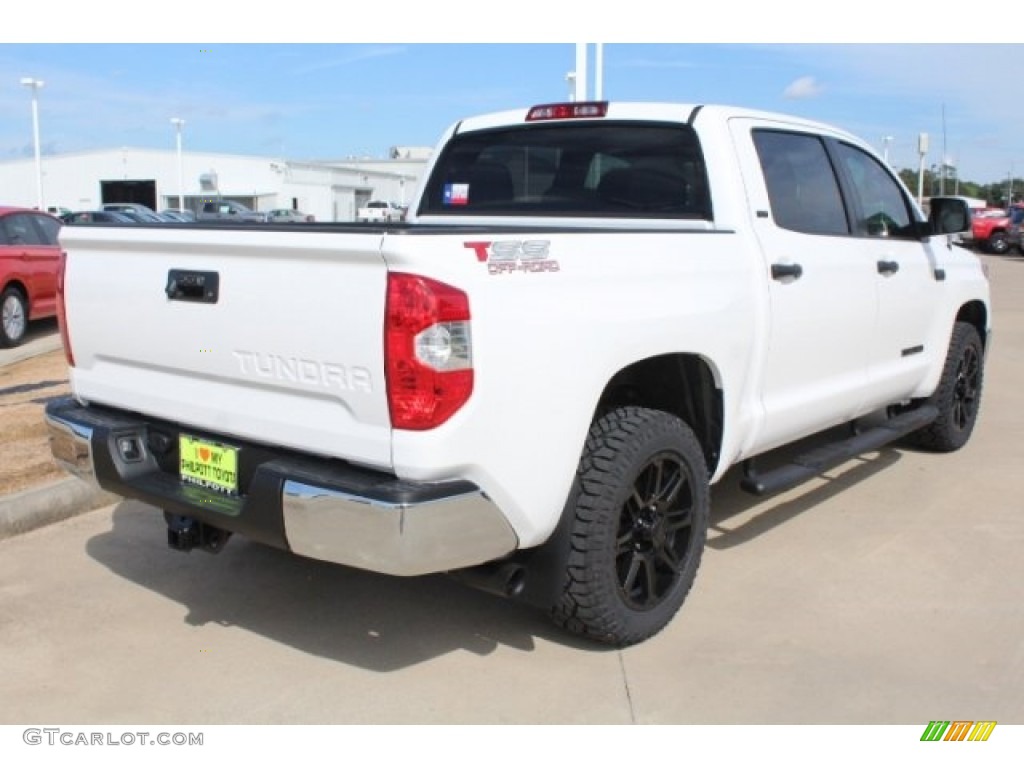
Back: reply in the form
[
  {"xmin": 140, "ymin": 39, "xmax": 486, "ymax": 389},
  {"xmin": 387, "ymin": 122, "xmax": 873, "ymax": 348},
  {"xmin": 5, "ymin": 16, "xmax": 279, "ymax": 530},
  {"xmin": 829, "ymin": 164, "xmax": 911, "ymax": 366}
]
[{"xmin": 0, "ymin": 147, "xmax": 432, "ymax": 222}]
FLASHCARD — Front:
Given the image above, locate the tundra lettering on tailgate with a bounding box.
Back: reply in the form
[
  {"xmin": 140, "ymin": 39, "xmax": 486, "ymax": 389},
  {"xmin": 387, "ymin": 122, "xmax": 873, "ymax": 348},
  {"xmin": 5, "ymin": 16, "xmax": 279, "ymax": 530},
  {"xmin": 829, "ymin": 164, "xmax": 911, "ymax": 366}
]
[{"xmin": 233, "ymin": 350, "xmax": 372, "ymax": 392}]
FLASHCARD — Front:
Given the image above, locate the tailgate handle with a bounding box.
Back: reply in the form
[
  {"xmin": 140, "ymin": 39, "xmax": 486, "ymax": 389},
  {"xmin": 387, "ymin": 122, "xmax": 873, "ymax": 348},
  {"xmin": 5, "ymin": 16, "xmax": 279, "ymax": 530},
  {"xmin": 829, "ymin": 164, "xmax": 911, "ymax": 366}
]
[{"xmin": 166, "ymin": 270, "xmax": 219, "ymax": 304}]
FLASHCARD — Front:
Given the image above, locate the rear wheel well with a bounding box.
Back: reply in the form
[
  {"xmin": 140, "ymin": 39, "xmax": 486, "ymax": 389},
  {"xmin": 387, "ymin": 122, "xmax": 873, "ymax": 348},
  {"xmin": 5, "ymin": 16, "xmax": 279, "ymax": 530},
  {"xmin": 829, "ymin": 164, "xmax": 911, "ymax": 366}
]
[
  {"xmin": 513, "ymin": 356, "xmax": 721, "ymax": 616},
  {"xmin": 594, "ymin": 354, "xmax": 722, "ymax": 474}
]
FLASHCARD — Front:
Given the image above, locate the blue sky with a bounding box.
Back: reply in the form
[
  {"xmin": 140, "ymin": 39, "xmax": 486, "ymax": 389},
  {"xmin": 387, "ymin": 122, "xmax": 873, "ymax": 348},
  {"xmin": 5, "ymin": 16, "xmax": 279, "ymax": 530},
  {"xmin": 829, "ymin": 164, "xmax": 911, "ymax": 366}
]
[{"xmin": 2, "ymin": 7, "xmax": 1021, "ymax": 185}]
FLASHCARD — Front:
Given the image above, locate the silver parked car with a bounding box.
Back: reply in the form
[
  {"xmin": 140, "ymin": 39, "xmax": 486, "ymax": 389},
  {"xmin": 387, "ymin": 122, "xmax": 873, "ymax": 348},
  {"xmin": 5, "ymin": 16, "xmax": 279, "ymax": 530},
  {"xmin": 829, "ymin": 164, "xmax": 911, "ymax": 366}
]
[
  {"xmin": 266, "ymin": 208, "xmax": 315, "ymax": 223},
  {"xmin": 197, "ymin": 200, "xmax": 267, "ymax": 223}
]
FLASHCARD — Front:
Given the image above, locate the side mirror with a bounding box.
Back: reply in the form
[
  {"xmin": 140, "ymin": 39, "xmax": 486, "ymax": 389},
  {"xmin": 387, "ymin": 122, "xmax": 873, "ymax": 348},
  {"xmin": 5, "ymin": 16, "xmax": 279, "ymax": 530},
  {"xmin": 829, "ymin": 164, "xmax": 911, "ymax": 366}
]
[{"xmin": 928, "ymin": 196, "xmax": 970, "ymax": 235}]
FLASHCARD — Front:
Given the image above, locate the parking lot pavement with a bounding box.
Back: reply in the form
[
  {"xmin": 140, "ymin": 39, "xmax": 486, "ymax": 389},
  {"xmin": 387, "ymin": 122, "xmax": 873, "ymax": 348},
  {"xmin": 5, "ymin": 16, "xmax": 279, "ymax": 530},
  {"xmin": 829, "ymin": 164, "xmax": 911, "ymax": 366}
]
[{"xmin": 0, "ymin": 254, "xmax": 1021, "ymax": 726}]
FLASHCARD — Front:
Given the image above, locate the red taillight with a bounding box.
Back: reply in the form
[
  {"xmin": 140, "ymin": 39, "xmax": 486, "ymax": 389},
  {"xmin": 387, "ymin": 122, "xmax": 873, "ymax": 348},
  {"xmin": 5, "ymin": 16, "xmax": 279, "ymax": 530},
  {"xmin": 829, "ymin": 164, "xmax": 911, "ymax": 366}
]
[
  {"xmin": 385, "ymin": 273, "xmax": 473, "ymax": 430},
  {"xmin": 56, "ymin": 250, "xmax": 75, "ymax": 367},
  {"xmin": 526, "ymin": 101, "xmax": 608, "ymax": 121}
]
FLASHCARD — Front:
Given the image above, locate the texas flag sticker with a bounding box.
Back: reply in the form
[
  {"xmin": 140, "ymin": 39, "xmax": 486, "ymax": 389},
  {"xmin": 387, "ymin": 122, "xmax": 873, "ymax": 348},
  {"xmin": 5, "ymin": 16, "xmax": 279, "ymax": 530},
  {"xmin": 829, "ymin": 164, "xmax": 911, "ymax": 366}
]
[{"xmin": 444, "ymin": 183, "xmax": 470, "ymax": 206}]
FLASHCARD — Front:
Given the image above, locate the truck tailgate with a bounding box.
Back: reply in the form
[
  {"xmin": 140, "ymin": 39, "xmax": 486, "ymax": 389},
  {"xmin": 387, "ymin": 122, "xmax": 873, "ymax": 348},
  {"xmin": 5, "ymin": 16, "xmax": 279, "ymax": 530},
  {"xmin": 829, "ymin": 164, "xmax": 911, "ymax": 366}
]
[{"xmin": 60, "ymin": 225, "xmax": 392, "ymax": 469}]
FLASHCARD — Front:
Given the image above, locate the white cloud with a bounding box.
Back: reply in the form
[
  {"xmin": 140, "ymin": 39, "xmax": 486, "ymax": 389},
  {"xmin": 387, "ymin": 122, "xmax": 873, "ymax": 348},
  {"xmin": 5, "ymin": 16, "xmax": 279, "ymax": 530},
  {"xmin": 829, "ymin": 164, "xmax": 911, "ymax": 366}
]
[{"xmin": 783, "ymin": 75, "xmax": 823, "ymax": 100}]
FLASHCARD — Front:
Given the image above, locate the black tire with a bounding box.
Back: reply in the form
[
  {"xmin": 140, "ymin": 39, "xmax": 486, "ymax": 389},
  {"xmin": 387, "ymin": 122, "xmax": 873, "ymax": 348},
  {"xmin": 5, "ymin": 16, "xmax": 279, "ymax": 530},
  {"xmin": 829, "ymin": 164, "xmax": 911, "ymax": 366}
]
[
  {"xmin": 0, "ymin": 286, "xmax": 28, "ymax": 348},
  {"xmin": 987, "ymin": 232, "xmax": 1009, "ymax": 254},
  {"xmin": 550, "ymin": 407, "xmax": 709, "ymax": 647},
  {"xmin": 910, "ymin": 322, "xmax": 984, "ymax": 452}
]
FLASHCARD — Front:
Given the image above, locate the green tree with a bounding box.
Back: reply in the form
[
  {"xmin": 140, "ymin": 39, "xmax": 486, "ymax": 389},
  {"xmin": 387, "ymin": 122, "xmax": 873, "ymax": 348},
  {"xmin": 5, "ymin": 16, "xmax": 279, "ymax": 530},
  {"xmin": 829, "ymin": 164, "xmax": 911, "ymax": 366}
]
[{"xmin": 895, "ymin": 169, "xmax": 1020, "ymax": 206}]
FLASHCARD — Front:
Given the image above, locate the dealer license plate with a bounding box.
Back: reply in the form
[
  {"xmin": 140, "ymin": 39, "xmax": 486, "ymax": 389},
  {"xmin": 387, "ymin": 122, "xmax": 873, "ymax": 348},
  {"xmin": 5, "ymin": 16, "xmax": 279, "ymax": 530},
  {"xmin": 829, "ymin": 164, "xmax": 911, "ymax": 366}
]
[{"xmin": 179, "ymin": 435, "xmax": 239, "ymax": 496}]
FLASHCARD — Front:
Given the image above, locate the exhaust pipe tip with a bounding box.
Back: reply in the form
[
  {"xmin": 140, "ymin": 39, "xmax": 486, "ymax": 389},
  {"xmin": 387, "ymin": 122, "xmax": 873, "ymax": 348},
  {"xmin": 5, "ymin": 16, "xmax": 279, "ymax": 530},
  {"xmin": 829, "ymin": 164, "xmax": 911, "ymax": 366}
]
[
  {"xmin": 450, "ymin": 562, "xmax": 527, "ymax": 600},
  {"xmin": 502, "ymin": 565, "xmax": 527, "ymax": 599}
]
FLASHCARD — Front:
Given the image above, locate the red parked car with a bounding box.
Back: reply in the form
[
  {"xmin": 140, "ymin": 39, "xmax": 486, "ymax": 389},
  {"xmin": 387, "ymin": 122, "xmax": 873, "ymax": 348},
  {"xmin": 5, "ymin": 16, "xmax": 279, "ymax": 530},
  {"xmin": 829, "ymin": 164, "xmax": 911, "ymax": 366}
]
[
  {"xmin": 970, "ymin": 207, "xmax": 1011, "ymax": 253},
  {"xmin": 0, "ymin": 207, "xmax": 63, "ymax": 347}
]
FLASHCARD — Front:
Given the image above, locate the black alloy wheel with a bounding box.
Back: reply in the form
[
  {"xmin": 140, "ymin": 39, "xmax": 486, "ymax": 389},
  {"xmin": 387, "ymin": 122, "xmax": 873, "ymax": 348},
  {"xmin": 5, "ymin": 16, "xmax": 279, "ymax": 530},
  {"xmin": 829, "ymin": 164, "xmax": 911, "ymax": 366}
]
[
  {"xmin": 550, "ymin": 407, "xmax": 710, "ymax": 646},
  {"xmin": 909, "ymin": 322, "xmax": 985, "ymax": 452},
  {"xmin": 615, "ymin": 451, "xmax": 695, "ymax": 610},
  {"xmin": 951, "ymin": 337, "xmax": 981, "ymax": 433}
]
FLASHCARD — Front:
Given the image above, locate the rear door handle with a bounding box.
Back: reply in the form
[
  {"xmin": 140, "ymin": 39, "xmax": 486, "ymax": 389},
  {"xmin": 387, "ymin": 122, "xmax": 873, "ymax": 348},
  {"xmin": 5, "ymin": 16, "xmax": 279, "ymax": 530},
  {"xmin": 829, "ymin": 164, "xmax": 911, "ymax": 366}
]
[
  {"xmin": 877, "ymin": 260, "xmax": 900, "ymax": 276},
  {"xmin": 771, "ymin": 263, "xmax": 803, "ymax": 281}
]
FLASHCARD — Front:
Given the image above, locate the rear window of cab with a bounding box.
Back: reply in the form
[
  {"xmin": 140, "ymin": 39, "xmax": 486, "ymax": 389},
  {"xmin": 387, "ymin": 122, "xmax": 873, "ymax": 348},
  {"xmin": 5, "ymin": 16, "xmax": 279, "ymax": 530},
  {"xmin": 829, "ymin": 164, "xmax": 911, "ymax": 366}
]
[{"xmin": 418, "ymin": 121, "xmax": 712, "ymax": 220}]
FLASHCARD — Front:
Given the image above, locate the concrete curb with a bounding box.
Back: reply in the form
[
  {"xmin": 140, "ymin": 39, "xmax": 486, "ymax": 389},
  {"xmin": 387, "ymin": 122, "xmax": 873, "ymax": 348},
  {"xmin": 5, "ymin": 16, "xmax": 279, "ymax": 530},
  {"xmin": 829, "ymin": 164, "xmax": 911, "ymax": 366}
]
[
  {"xmin": 0, "ymin": 329, "xmax": 62, "ymax": 368},
  {"xmin": 0, "ymin": 476, "xmax": 120, "ymax": 540},
  {"xmin": 0, "ymin": 329, "xmax": 113, "ymax": 539}
]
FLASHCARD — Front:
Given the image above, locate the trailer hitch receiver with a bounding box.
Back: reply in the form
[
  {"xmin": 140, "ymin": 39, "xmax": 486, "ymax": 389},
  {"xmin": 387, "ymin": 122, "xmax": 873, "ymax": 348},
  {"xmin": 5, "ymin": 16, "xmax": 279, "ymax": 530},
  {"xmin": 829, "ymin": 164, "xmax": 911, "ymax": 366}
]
[{"xmin": 165, "ymin": 513, "xmax": 232, "ymax": 554}]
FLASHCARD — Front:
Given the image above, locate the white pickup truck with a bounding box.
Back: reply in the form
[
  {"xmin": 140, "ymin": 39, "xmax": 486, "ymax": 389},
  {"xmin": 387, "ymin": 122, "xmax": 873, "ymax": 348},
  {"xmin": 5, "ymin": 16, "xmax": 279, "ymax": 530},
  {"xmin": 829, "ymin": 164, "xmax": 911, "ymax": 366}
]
[
  {"xmin": 355, "ymin": 200, "xmax": 404, "ymax": 223},
  {"xmin": 47, "ymin": 100, "xmax": 989, "ymax": 646}
]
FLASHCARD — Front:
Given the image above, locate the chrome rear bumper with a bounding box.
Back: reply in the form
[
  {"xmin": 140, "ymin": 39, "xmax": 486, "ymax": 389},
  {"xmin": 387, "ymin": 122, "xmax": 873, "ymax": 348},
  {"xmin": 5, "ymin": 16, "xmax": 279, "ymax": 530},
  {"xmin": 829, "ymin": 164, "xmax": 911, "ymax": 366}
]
[{"xmin": 45, "ymin": 397, "xmax": 517, "ymax": 576}]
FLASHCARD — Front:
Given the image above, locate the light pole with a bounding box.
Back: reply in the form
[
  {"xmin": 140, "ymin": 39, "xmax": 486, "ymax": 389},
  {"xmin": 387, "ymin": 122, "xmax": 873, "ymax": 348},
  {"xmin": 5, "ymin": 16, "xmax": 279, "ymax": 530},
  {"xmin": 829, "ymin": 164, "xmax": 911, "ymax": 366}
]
[
  {"xmin": 20, "ymin": 77, "xmax": 45, "ymax": 210},
  {"xmin": 574, "ymin": 43, "xmax": 588, "ymax": 102},
  {"xmin": 916, "ymin": 132, "xmax": 929, "ymax": 207},
  {"xmin": 170, "ymin": 118, "xmax": 186, "ymax": 212},
  {"xmin": 882, "ymin": 135, "xmax": 894, "ymax": 164}
]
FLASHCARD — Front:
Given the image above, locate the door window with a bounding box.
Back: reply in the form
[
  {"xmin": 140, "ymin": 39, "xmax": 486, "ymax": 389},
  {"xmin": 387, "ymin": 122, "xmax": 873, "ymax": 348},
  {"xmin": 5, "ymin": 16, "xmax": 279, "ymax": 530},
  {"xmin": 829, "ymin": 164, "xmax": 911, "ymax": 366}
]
[
  {"xmin": 753, "ymin": 130, "xmax": 849, "ymax": 236},
  {"xmin": 835, "ymin": 143, "xmax": 916, "ymax": 238}
]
